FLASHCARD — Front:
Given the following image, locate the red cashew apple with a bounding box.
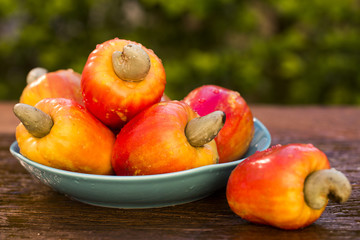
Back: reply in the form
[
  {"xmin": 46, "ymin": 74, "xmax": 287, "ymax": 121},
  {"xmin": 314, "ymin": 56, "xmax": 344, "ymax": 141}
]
[
  {"xmin": 20, "ymin": 68, "xmax": 83, "ymax": 106},
  {"xmin": 183, "ymin": 85, "xmax": 254, "ymax": 163},
  {"xmin": 81, "ymin": 38, "xmax": 166, "ymax": 131},
  {"xmin": 14, "ymin": 98, "xmax": 115, "ymax": 175},
  {"xmin": 111, "ymin": 101, "xmax": 225, "ymax": 175},
  {"xmin": 226, "ymin": 143, "xmax": 352, "ymax": 230}
]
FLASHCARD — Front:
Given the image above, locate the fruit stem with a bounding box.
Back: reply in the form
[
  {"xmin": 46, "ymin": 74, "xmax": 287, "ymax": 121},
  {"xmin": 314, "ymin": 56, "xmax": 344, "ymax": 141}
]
[
  {"xmin": 112, "ymin": 44, "xmax": 151, "ymax": 82},
  {"xmin": 26, "ymin": 67, "xmax": 48, "ymax": 84},
  {"xmin": 304, "ymin": 168, "xmax": 352, "ymax": 210},
  {"xmin": 13, "ymin": 103, "xmax": 53, "ymax": 138},
  {"xmin": 185, "ymin": 111, "xmax": 226, "ymax": 147}
]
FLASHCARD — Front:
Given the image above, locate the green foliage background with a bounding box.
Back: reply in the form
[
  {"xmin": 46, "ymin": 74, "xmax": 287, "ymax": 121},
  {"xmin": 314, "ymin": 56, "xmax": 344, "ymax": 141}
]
[{"xmin": 1, "ymin": 0, "xmax": 360, "ymax": 104}]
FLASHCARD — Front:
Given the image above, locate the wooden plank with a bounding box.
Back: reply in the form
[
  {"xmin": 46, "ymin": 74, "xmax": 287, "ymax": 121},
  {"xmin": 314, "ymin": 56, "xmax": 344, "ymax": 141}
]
[
  {"xmin": 0, "ymin": 105, "xmax": 359, "ymax": 239},
  {"xmin": 0, "ymin": 102, "xmax": 19, "ymax": 134}
]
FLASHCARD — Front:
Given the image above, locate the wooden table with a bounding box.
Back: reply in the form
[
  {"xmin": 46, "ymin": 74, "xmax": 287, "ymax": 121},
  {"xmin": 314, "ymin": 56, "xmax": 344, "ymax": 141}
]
[{"xmin": 1, "ymin": 102, "xmax": 359, "ymax": 239}]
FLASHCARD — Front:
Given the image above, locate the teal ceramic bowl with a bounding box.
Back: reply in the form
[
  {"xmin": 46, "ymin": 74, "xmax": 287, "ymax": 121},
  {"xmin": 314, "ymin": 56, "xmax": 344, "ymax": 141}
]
[{"xmin": 10, "ymin": 118, "xmax": 271, "ymax": 209}]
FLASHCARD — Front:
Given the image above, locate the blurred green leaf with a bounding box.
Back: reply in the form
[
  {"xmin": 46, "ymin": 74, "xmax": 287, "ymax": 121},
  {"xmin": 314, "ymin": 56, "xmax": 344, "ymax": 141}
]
[{"xmin": 0, "ymin": 0, "xmax": 359, "ymax": 104}]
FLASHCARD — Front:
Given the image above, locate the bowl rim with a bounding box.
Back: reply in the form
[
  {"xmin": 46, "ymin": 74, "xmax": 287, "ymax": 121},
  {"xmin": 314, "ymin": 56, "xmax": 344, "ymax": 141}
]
[{"xmin": 10, "ymin": 117, "xmax": 271, "ymax": 181}]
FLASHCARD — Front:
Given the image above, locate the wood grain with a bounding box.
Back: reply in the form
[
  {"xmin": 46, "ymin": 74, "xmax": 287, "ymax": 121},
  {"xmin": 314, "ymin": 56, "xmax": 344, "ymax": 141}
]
[{"xmin": 1, "ymin": 104, "xmax": 359, "ymax": 239}]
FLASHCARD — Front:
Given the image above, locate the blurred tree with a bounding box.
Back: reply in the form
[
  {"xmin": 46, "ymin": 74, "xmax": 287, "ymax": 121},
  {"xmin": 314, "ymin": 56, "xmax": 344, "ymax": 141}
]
[{"xmin": 0, "ymin": 0, "xmax": 359, "ymax": 104}]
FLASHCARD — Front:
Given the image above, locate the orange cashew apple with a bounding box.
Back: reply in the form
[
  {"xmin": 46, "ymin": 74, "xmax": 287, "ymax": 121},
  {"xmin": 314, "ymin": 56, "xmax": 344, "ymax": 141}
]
[
  {"xmin": 226, "ymin": 143, "xmax": 352, "ymax": 230},
  {"xmin": 20, "ymin": 68, "xmax": 83, "ymax": 106},
  {"xmin": 111, "ymin": 101, "xmax": 224, "ymax": 175},
  {"xmin": 81, "ymin": 38, "xmax": 166, "ymax": 131},
  {"xmin": 14, "ymin": 98, "xmax": 115, "ymax": 175}
]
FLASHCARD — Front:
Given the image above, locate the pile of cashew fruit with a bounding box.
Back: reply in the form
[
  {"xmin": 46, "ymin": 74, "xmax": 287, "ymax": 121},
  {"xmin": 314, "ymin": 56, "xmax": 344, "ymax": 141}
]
[{"xmin": 14, "ymin": 38, "xmax": 351, "ymax": 230}]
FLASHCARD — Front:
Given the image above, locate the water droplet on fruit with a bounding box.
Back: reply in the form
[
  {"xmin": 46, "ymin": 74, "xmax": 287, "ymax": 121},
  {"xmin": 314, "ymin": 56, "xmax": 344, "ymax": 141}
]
[
  {"xmin": 198, "ymin": 98, "xmax": 206, "ymax": 103},
  {"xmin": 212, "ymin": 89, "xmax": 219, "ymax": 94},
  {"xmin": 123, "ymin": 81, "xmax": 137, "ymax": 89}
]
